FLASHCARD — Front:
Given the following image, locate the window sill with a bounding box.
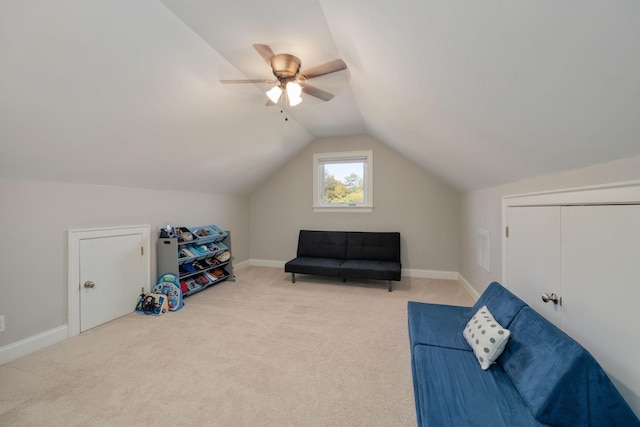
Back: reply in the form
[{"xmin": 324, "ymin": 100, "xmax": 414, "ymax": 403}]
[{"xmin": 313, "ymin": 206, "xmax": 373, "ymax": 213}]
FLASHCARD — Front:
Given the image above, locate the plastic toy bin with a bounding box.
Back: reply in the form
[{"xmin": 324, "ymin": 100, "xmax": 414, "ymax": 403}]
[{"xmin": 189, "ymin": 225, "xmax": 228, "ymax": 243}]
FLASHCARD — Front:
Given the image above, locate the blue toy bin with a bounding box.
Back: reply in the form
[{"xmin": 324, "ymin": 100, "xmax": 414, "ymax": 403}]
[
  {"xmin": 189, "ymin": 225, "xmax": 228, "ymax": 244},
  {"xmin": 192, "ymin": 244, "xmax": 211, "ymax": 260},
  {"xmin": 207, "ymin": 241, "xmax": 228, "ymax": 256},
  {"xmin": 178, "ymin": 246, "xmax": 198, "ymax": 265},
  {"xmin": 177, "ymin": 227, "xmax": 199, "ymax": 243}
]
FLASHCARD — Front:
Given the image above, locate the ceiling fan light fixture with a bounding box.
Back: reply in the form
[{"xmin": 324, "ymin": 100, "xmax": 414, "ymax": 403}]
[
  {"xmin": 222, "ymin": 44, "xmax": 347, "ymax": 106},
  {"xmin": 286, "ymin": 81, "xmax": 303, "ymax": 106},
  {"xmin": 286, "ymin": 81, "xmax": 302, "ymax": 97},
  {"xmin": 266, "ymin": 85, "xmax": 282, "ymax": 103},
  {"xmin": 288, "ymin": 93, "xmax": 303, "ymax": 107}
]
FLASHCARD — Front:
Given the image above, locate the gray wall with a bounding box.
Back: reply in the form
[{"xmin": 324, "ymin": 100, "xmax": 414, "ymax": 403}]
[
  {"xmin": 460, "ymin": 154, "xmax": 640, "ymax": 294},
  {"xmin": 0, "ymin": 177, "xmax": 249, "ymax": 347},
  {"xmin": 249, "ymin": 134, "xmax": 460, "ymax": 272}
]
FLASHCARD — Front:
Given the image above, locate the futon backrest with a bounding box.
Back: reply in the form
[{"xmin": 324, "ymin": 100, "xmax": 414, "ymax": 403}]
[
  {"xmin": 470, "ymin": 282, "xmax": 527, "ymax": 328},
  {"xmin": 345, "ymin": 232, "xmax": 400, "ymax": 262},
  {"xmin": 499, "ymin": 306, "xmax": 640, "ymax": 427},
  {"xmin": 296, "ymin": 230, "xmax": 347, "ymax": 260}
]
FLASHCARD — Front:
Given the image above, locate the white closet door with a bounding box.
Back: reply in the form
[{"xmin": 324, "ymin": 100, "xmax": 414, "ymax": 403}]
[
  {"xmin": 79, "ymin": 233, "xmax": 143, "ymax": 332},
  {"xmin": 562, "ymin": 204, "xmax": 640, "ymax": 415},
  {"xmin": 68, "ymin": 225, "xmax": 150, "ymax": 337},
  {"xmin": 506, "ymin": 206, "xmax": 562, "ymax": 328}
]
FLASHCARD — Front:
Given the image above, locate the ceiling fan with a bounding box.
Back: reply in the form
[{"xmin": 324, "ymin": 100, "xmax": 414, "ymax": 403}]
[{"xmin": 220, "ymin": 44, "xmax": 347, "ymax": 107}]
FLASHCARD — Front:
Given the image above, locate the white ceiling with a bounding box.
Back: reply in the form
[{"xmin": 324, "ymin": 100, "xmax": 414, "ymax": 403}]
[{"xmin": 1, "ymin": 1, "xmax": 639, "ymax": 195}]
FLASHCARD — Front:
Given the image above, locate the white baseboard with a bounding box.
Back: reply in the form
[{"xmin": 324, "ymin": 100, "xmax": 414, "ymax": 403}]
[
  {"xmin": 458, "ymin": 274, "xmax": 481, "ymax": 301},
  {"xmin": 0, "ymin": 325, "xmax": 68, "ymax": 366},
  {"xmin": 402, "ymin": 268, "xmax": 459, "ymax": 280},
  {"xmin": 232, "ymin": 259, "xmax": 251, "ymax": 270},
  {"xmin": 248, "ymin": 259, "xmax": 286, "ymax": 269}
]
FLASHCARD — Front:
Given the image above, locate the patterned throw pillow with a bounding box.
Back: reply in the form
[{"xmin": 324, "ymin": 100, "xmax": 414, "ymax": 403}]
[{"xmin": 463, "ymin": 305, "xmax": 511, "ymax": 370}]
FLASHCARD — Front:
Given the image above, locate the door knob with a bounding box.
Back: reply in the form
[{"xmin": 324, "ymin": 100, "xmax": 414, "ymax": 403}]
[
  {"xmin": 541, "ymin": 292, "xmax": 559, "ymax": 304},
  {"xmin": 83, "ymin": 281, "xmax": 95, "ymax": 289}
]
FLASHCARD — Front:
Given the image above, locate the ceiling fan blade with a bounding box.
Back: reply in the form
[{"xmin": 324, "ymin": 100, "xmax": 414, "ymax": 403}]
[
  {"xmin": 220, "ymin": 78, "xmax": 277, "ymax": 84},
  {"xmin": 300, "ymin": 59, "xmax": 347, "ymax": 80},
  {"xmin": 301, "ymin": 84, "xmax": 335, "ymax": 101},
  {"xmin": 253, "ymin": 43, "xmax": 275, "ymax": 65}
]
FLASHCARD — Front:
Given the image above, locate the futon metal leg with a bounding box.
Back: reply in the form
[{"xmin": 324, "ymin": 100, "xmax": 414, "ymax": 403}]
[
  {"xmin": 388, "ymin": 280, "xmax": 392, "ymax": 292},
  {"xmin": 292, "ymin": 273, "xmax": 296, "ymax": 283}
]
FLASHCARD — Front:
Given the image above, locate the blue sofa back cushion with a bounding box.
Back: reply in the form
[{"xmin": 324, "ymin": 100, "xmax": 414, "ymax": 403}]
[
  {"xmin": 296, "ymin": 230, "xmax": 347, "ymax": 259},
  {"xmin": 407, "ymin": 301, "xmax": 472, "ymax": 350},
  {"xmin": 499, "ymin": 306, "xmax": 640, "ymax": 427},
  {"xmin": 470, "ymin": 282, "xmax": 527, "ymax": 328},
  {"xmin": 345, "ymin": 232, "xmax": 400, "ymax": 262}
]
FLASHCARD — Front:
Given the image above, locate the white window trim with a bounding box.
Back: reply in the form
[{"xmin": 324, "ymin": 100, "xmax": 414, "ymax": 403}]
[{"xmin": 313, "ymin": 150, "xmax": 373, "ymax": 213}]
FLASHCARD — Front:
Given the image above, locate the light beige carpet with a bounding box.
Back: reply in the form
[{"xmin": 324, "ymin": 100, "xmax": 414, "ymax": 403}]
[{"xmin": 0, "ymin": 266, "xmax": 474, "ymax": 427}]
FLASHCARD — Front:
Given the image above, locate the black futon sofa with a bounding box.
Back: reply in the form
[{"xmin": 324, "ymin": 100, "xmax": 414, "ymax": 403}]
[{"xmin": 284, "ymin": 230, "xmax": 401, "ymax": 291}]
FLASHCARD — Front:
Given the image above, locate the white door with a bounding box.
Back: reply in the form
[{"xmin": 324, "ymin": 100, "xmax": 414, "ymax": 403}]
[
  {"xmin": 506, "ymin": 206, "xmax": 562, "ymax": 327},
  {"xmin": 562, "ymin": 205, "xmax": 640, "ymax": 414},
  {"xmin": 68, "ymin": 225, "xmax": 150, "ymax": 336},
  {"xmin": 80, "ymin": 234, "xmax": 143, "ymax": 332}
]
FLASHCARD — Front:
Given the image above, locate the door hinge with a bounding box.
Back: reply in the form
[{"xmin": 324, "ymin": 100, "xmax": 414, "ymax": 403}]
[
  {"xmin": 141, "ymin": 246, "xmax": 144, "ymax": 256},
  {"xmin": 505, "ymin": 226, "xmax": 509, "ymax": 238}
]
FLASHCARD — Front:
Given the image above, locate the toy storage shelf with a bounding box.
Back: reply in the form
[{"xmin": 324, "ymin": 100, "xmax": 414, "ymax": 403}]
[{"xmin": 156, "ymin": 225, "xmax": 235, "ymax": 297}]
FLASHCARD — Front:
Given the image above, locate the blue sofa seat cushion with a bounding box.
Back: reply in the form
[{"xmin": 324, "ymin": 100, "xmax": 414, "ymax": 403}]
[
  {"xmin": 412, "ymin": 344, "xmax": 544, "ymax": 427},
  {"xmin": 283, "ymin": 257, "xmax": 342, "ymax": 277},
  {"xmin": 499, "ymin": 306, "xmax": 640, "ymax": 427},
  {"xmin": 407, "ymin": 301, "xmax": 472, "ymax": 350}
]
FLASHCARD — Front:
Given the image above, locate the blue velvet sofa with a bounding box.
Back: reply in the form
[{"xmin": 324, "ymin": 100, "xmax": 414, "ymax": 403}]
[
  {"xmin": 284, "ymin": 230, "xmax": 401, "ymax": 291},
  {"xmin": 408, "ymin": 282, "xmax": 639, "ymax": 427}
]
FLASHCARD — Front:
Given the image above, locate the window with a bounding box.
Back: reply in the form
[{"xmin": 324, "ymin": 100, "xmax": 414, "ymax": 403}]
[{"xmin": 313, "ymin": 150, "xmax": 373, "ymax": 212}]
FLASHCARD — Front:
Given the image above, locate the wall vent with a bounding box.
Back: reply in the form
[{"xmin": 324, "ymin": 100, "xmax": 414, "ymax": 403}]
[{"xmin": 477, "ymin": 230, "xmax": 491, "ymax": 272}]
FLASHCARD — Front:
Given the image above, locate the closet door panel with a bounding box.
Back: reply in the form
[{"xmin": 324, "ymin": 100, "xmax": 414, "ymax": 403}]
[
  {"xmin": 562, "ymin": 204, "xmax": 640, "ymax": 415},
  {"xmin": 506, "ymin": 206, "xmax": 562, "ymax": 328}
]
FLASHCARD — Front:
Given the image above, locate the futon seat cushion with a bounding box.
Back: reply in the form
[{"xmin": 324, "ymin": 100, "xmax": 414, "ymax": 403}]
[
  {"xmin": 283, "ymin": 257, "xmax": 342, "ymax": 277},
  {"xmin": 339, "ymin": 259, "xmax": 401, "ymax": 281},
  {"xmin": 412, "ymin": 344, "xmax": 544, "ymax": 427}
]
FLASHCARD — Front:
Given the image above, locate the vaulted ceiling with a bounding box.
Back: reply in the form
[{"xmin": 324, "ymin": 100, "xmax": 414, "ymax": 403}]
[{"xmin": 1, "ymin": 1, "xmax": 639, "ymax": 195}]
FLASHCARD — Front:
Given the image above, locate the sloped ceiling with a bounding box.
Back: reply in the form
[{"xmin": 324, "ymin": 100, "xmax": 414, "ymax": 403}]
[{"xmin": 1, "ymin": 1, "xmax": 639, "ymax": 195}]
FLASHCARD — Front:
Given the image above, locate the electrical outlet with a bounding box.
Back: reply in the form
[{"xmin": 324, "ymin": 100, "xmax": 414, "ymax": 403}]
[{"xmin": 0, "ymin": 315, "xmax": 5, "ymax": 333}]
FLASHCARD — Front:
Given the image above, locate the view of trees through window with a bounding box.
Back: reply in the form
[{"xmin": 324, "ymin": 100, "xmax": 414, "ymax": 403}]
[{"xmin": 322, "ymin": 162, "xmax": 364, "ymax": 204}]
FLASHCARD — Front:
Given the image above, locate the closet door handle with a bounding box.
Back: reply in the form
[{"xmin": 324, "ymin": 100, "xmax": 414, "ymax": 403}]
[
  {"xmin": 83, "ymin": 281, "xmax": 95, "ymax": 289},
  {"xmin": 541, "ymin": 292, "xmax": 560, "ymax": 304}
]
